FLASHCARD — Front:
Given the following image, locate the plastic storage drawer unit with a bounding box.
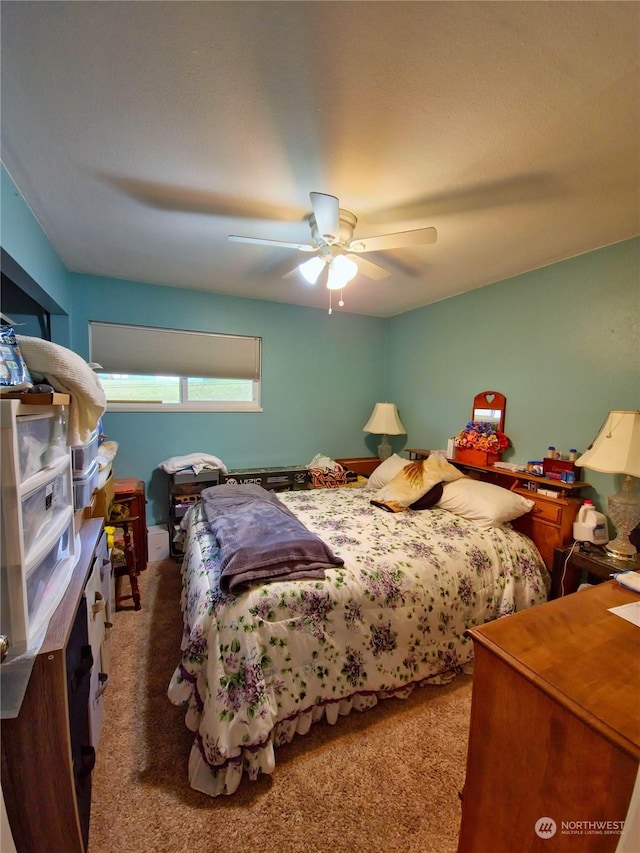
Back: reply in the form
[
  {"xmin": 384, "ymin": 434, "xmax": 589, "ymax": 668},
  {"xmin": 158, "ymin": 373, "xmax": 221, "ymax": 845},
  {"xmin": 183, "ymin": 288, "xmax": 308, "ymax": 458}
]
[
  {"xmin": 71, "ymin": 428, "xmax": 99, "ymax": 476},
  {"xmin": 1, "ymin": 398, "xmax": 75, "ymax": 661},
  {"xmin": 1, "ymin": 513, "xmax": 76, "ymax": 655},
  {"xmin": 73, "ymin": 459, "xmax": 99, "ymax": 509},
  {"xmin": 21, "ymin": 459, "xmax": 72, "ymax": 557},
  {"xmin": 16, "ymin": 409, "xmax": 68, "ymax": 482},
  {"xmin": 25, "ymin": 521, "xmax": 74, "ymax": 634}
]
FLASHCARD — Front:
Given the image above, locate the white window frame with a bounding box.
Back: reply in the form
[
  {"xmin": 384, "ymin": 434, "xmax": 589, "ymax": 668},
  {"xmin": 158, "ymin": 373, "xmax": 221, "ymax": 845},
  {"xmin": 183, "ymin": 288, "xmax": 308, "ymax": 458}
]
[{"xmin": 89, "ymin": 322, "xmax": 262, "ymax": 413}]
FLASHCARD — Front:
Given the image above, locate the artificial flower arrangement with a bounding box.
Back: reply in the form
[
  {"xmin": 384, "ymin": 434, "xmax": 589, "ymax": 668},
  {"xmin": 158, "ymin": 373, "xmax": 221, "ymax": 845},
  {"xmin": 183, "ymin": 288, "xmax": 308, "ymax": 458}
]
[{"xmin": 454, "ymin": 421, "xmax": 510, "ymax": 454}]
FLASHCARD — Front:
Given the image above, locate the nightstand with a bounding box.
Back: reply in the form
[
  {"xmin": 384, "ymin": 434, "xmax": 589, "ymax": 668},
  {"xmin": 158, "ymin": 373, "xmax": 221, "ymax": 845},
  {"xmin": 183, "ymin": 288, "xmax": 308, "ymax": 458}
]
[{"xmin": 551, "ymin": 542, "xmax": 640, "ymax": 598}]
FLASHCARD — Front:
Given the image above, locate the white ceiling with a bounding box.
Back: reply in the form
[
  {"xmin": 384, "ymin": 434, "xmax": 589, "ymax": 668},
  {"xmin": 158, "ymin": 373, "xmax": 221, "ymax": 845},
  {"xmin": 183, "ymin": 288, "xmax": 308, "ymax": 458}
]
[{"xmin": 1, "ymin": 1, "xmax": 639, "ymax": 318}]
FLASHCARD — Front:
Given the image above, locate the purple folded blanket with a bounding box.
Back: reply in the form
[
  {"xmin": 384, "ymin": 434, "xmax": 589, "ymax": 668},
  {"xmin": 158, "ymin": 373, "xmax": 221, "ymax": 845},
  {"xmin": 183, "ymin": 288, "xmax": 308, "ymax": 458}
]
[{"xmin": 200, "ymin": 484, "xmax": 344, "ymax": 592}]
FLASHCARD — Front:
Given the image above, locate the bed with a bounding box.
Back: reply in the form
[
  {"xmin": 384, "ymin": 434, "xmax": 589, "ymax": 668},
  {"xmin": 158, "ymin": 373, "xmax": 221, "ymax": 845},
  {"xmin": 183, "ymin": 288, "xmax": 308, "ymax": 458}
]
[{"xmin": 168, "ymin": 462, "xmax": 550, "ymax": 798}]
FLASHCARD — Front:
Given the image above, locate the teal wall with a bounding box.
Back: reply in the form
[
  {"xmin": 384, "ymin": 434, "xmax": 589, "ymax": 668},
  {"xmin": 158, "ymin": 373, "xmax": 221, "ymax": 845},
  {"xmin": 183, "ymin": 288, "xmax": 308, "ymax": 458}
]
[
  {"xmin": 2, "ymin": 165, "xmax": 638, "ymax": 527},
  {"xmin": 1, "ymin": 166, "xmax": 70, "ymax": 325},
  {"xmin": 386, "ymin": 238, "xmax": 640, "ymax": 517},
  {"xmin": 68, "ymin": 274, "xmax": 385, "ymax": 522}
]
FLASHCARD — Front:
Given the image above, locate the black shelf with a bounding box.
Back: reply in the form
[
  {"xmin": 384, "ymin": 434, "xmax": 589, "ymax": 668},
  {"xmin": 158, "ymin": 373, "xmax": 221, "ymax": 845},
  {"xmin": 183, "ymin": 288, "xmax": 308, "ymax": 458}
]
[{"xmin": 168, "ymin": 469, "xmax": 220, "ymax": 559}]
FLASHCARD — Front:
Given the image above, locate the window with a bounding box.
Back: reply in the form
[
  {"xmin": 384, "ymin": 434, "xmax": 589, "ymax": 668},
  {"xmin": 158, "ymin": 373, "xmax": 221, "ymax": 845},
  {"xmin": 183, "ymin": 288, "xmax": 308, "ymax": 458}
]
[{"xmin": 89, "ymin": 322, "xmax": 261, "ymax": 412}]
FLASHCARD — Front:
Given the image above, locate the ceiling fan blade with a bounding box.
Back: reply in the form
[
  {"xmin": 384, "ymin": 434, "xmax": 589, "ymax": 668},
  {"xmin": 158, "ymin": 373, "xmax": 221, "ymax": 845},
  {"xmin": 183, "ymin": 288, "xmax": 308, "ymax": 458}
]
[
  {"xmin": 228, "ymin": 235, "xmax": 316, "ymax": 251},
  {"xmin": 100, "ymin": 174, "xmax": 305, "ymax": 220},
  {"xmin": 367, "ymin": 173, "xmax": 562, "ymax": 223},
  {"xmin": 346, "ymin": 254, "xmax": 391, "ymax": 280},
  {"xmin": 349, "ymin": 227, "xmax": 437, "ymax": 253},
  {"xmin": 310, "ymin": 192, "xmax": 340, "ymax": 243}
]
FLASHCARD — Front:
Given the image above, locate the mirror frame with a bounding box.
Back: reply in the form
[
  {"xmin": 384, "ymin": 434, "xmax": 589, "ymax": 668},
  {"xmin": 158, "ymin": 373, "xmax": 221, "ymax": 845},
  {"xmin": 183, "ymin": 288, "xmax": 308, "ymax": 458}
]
[{"xmin": 472, "ymin": 391, "xmax": 506, "ymax": 433}]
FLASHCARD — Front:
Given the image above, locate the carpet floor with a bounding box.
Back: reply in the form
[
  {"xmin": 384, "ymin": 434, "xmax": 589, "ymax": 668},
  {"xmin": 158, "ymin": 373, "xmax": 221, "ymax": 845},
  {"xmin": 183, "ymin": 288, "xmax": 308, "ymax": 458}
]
[{"xmin": 89, "ymin": 559, "xmax": 473, "ymax": 853}]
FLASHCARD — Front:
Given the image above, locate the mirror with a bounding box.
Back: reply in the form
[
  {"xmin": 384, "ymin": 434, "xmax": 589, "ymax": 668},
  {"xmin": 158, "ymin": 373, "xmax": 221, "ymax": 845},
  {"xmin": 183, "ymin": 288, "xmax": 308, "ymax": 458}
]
[{"xmin": 472, "ymin": 391, "xmax": 506, "ymax": 433}]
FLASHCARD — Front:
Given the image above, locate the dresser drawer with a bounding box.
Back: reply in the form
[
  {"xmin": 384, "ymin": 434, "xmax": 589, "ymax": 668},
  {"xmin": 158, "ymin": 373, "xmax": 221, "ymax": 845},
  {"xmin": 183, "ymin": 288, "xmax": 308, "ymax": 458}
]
[{"xmin": 527, "ymin": 496, "xmax": 562, "ymax": 525}]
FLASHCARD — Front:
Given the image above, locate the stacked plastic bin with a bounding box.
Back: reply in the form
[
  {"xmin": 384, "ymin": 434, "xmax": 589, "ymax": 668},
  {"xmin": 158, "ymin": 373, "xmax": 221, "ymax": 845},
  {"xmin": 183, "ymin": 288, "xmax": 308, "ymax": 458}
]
[{"xmin": 71, "ymin": 428, "xmax": 100, "ymax": 509}]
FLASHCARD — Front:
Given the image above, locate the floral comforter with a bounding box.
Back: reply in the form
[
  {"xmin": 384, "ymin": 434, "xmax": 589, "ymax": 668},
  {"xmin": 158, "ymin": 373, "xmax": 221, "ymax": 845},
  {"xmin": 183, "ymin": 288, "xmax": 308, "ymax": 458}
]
[{"xmin": 168, "ymin": 487, "xmax": 549, "ymax": 797}]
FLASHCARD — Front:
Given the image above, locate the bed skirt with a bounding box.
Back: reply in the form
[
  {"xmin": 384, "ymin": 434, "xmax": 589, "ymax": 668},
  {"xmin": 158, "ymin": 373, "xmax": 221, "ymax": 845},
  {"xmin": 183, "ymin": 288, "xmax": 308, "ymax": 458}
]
[{"xmin": 170, "ymin": 667, "xmax": 462, "ymax": 797}]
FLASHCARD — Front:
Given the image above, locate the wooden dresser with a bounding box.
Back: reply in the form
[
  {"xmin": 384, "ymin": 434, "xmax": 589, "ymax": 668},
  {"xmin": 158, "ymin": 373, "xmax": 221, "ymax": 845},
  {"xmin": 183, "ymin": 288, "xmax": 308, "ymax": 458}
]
[
  {"xmin": 2, "ymin": 519, "xmax": 110, "ymax": 852},
  {"xmin": 458, "ymin": 580, "xmax": 640, "ymax": 852}
]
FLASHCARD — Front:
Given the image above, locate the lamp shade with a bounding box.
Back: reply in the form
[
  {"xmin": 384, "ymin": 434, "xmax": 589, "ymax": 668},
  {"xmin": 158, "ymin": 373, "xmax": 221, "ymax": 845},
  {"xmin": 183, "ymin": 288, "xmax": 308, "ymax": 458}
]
[
  {"xmin": 575, "ymin": 410, "xmax": 640, "ymax": 476},
  {"xmin": 363, "ymin": 402, "xmax": 406, "ymax": 435}
]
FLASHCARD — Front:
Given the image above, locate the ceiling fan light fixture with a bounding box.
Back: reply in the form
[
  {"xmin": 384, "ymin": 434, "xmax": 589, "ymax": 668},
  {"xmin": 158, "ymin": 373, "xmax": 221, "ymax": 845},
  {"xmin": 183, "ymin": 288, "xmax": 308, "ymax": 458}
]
[
  {"xmin": 228, "ymin": 191, "xmax": 437, "ymax": 298},
  {"xmin": 327, "ymin": 255, "xmax": 358, "ymax": 290},
  {"xmin": 299, "ymin": 255, "xmax": 325, "ymax": 284}
]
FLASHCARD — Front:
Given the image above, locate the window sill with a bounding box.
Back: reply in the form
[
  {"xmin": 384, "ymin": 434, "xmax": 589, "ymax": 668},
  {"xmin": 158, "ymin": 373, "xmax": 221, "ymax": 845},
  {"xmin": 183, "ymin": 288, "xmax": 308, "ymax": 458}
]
[{"xmin": 104, "ymin": 402, "xmax": 263, "ymax": 413}]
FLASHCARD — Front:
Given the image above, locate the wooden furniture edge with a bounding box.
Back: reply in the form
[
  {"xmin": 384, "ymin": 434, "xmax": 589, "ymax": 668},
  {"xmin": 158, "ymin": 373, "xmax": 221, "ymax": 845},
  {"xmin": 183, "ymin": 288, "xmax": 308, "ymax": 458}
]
[
  {"xmin": 335, "ymin": 457, "xmax": 380, "ymax": 477},
  {"xmin": 466, "ymin": 583, "xmax": 640, "ymax": 761},
  {"xmin": 2, "ymin": 517, "xmax": 105, "ymax": 853},
  {"xmin": 2, "ymin": 392, "xmax": 71, "ymax": 405}
]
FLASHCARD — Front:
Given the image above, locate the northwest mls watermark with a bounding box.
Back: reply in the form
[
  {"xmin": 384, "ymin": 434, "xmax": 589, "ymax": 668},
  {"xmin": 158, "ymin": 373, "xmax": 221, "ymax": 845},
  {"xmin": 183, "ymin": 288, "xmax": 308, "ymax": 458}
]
[{"xmin": 535, "ymin": 817, "xmax": 625, "ymax": 839}]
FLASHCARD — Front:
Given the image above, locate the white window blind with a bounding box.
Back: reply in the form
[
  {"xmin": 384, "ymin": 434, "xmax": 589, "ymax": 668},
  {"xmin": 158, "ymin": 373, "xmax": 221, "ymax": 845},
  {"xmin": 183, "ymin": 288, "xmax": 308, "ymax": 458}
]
[{"xmin": 89, "ymin": 322, "xmax": 261, "ymax": 380}]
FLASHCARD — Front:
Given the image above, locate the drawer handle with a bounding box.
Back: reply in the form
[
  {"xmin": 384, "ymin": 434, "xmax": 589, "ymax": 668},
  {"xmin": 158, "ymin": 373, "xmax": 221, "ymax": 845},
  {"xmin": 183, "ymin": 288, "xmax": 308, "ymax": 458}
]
[
  {"xmin": 92, "ymin": 591, "xmax": 105, "ymax": 615},
  {"xmin": 96, "ymin": 672, "xmax": 109, "ymax": 700},
  {"xmin": 72, "ymin": 645, "xmax": 94, "ymax": 689},
  {"xmin": 77, "ymin": 745, "xmax": 96, "ymax": 783},
  {"xmin": 532, "ymin": 507, "xmax": 543, "ymax": 514}
]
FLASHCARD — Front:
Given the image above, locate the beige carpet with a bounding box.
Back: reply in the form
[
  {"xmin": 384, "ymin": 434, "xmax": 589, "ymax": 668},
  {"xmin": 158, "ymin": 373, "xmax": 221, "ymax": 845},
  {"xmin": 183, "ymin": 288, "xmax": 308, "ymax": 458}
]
[{"xmin": 89, "ymin": 559, "xmax": 473, "ymax": 853}]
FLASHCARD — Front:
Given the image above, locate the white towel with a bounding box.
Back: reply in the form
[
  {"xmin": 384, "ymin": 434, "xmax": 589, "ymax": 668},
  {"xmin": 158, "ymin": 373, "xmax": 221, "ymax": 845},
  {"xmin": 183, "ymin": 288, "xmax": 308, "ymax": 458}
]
[
  {"xmin": 157, "ymin": 453, "xmax": 228, "ymax": 475},
  {"xmin": 16, "ymin": 336, "xmax": 107, "ymax": 446}
]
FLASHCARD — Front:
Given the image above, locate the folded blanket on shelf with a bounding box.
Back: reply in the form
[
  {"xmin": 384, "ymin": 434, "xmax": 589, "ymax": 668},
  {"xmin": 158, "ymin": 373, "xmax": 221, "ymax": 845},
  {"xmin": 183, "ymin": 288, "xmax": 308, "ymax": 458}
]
[
  {"xmin": 16, "ymin": 335, "xmax": 106, "ymax": 445},
  {"xmin": 200, "ymin": 483, "xmax": 344, "ymax": 592},
  {"xmin": 157, "ymin": 452, "xmax": 228, "ymax": 475}
]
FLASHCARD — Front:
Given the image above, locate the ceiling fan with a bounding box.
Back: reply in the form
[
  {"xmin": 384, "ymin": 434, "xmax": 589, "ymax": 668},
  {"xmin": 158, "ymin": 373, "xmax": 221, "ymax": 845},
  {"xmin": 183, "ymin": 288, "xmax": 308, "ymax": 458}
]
[{"xmin": 228, "ymin": 192, "xmax": 437, "ymax": 292}]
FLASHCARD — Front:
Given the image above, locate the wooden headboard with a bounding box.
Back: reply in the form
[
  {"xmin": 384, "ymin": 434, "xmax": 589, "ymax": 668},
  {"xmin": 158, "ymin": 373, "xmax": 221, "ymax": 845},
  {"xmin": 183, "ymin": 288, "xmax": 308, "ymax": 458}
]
[{"xmin": 336, "ymin": 457, "xmax": 380, "ymax": 478}]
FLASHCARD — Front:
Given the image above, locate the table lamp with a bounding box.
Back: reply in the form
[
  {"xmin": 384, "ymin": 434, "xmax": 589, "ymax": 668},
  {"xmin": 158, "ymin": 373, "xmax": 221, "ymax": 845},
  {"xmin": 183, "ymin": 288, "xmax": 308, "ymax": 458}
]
[
  {"xmin": 575, "ymin": 410, "xmax": 640, "ymax": 560},
  {"xmin": 363, "ymin": 402, "xmax": 406, "ymax": 460}
]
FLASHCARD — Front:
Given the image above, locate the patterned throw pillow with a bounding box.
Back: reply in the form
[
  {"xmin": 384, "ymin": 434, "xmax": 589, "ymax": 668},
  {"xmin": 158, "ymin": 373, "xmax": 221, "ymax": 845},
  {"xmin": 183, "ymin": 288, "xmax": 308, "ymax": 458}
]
[{"xmin": 372, "ymin": 454, "xmax": 464, "ymax": 513}]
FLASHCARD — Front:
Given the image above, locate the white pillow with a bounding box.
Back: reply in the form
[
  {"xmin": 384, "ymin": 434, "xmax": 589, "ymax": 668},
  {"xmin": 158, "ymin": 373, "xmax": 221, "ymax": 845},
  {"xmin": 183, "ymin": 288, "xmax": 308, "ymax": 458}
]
[
  {"xmin": 367, "ymin": 454, "xmax": 408, "ymax": 490},
  {"xmin": 436, "ymin": 478, "xmax": 534, "ymax": 529}
]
